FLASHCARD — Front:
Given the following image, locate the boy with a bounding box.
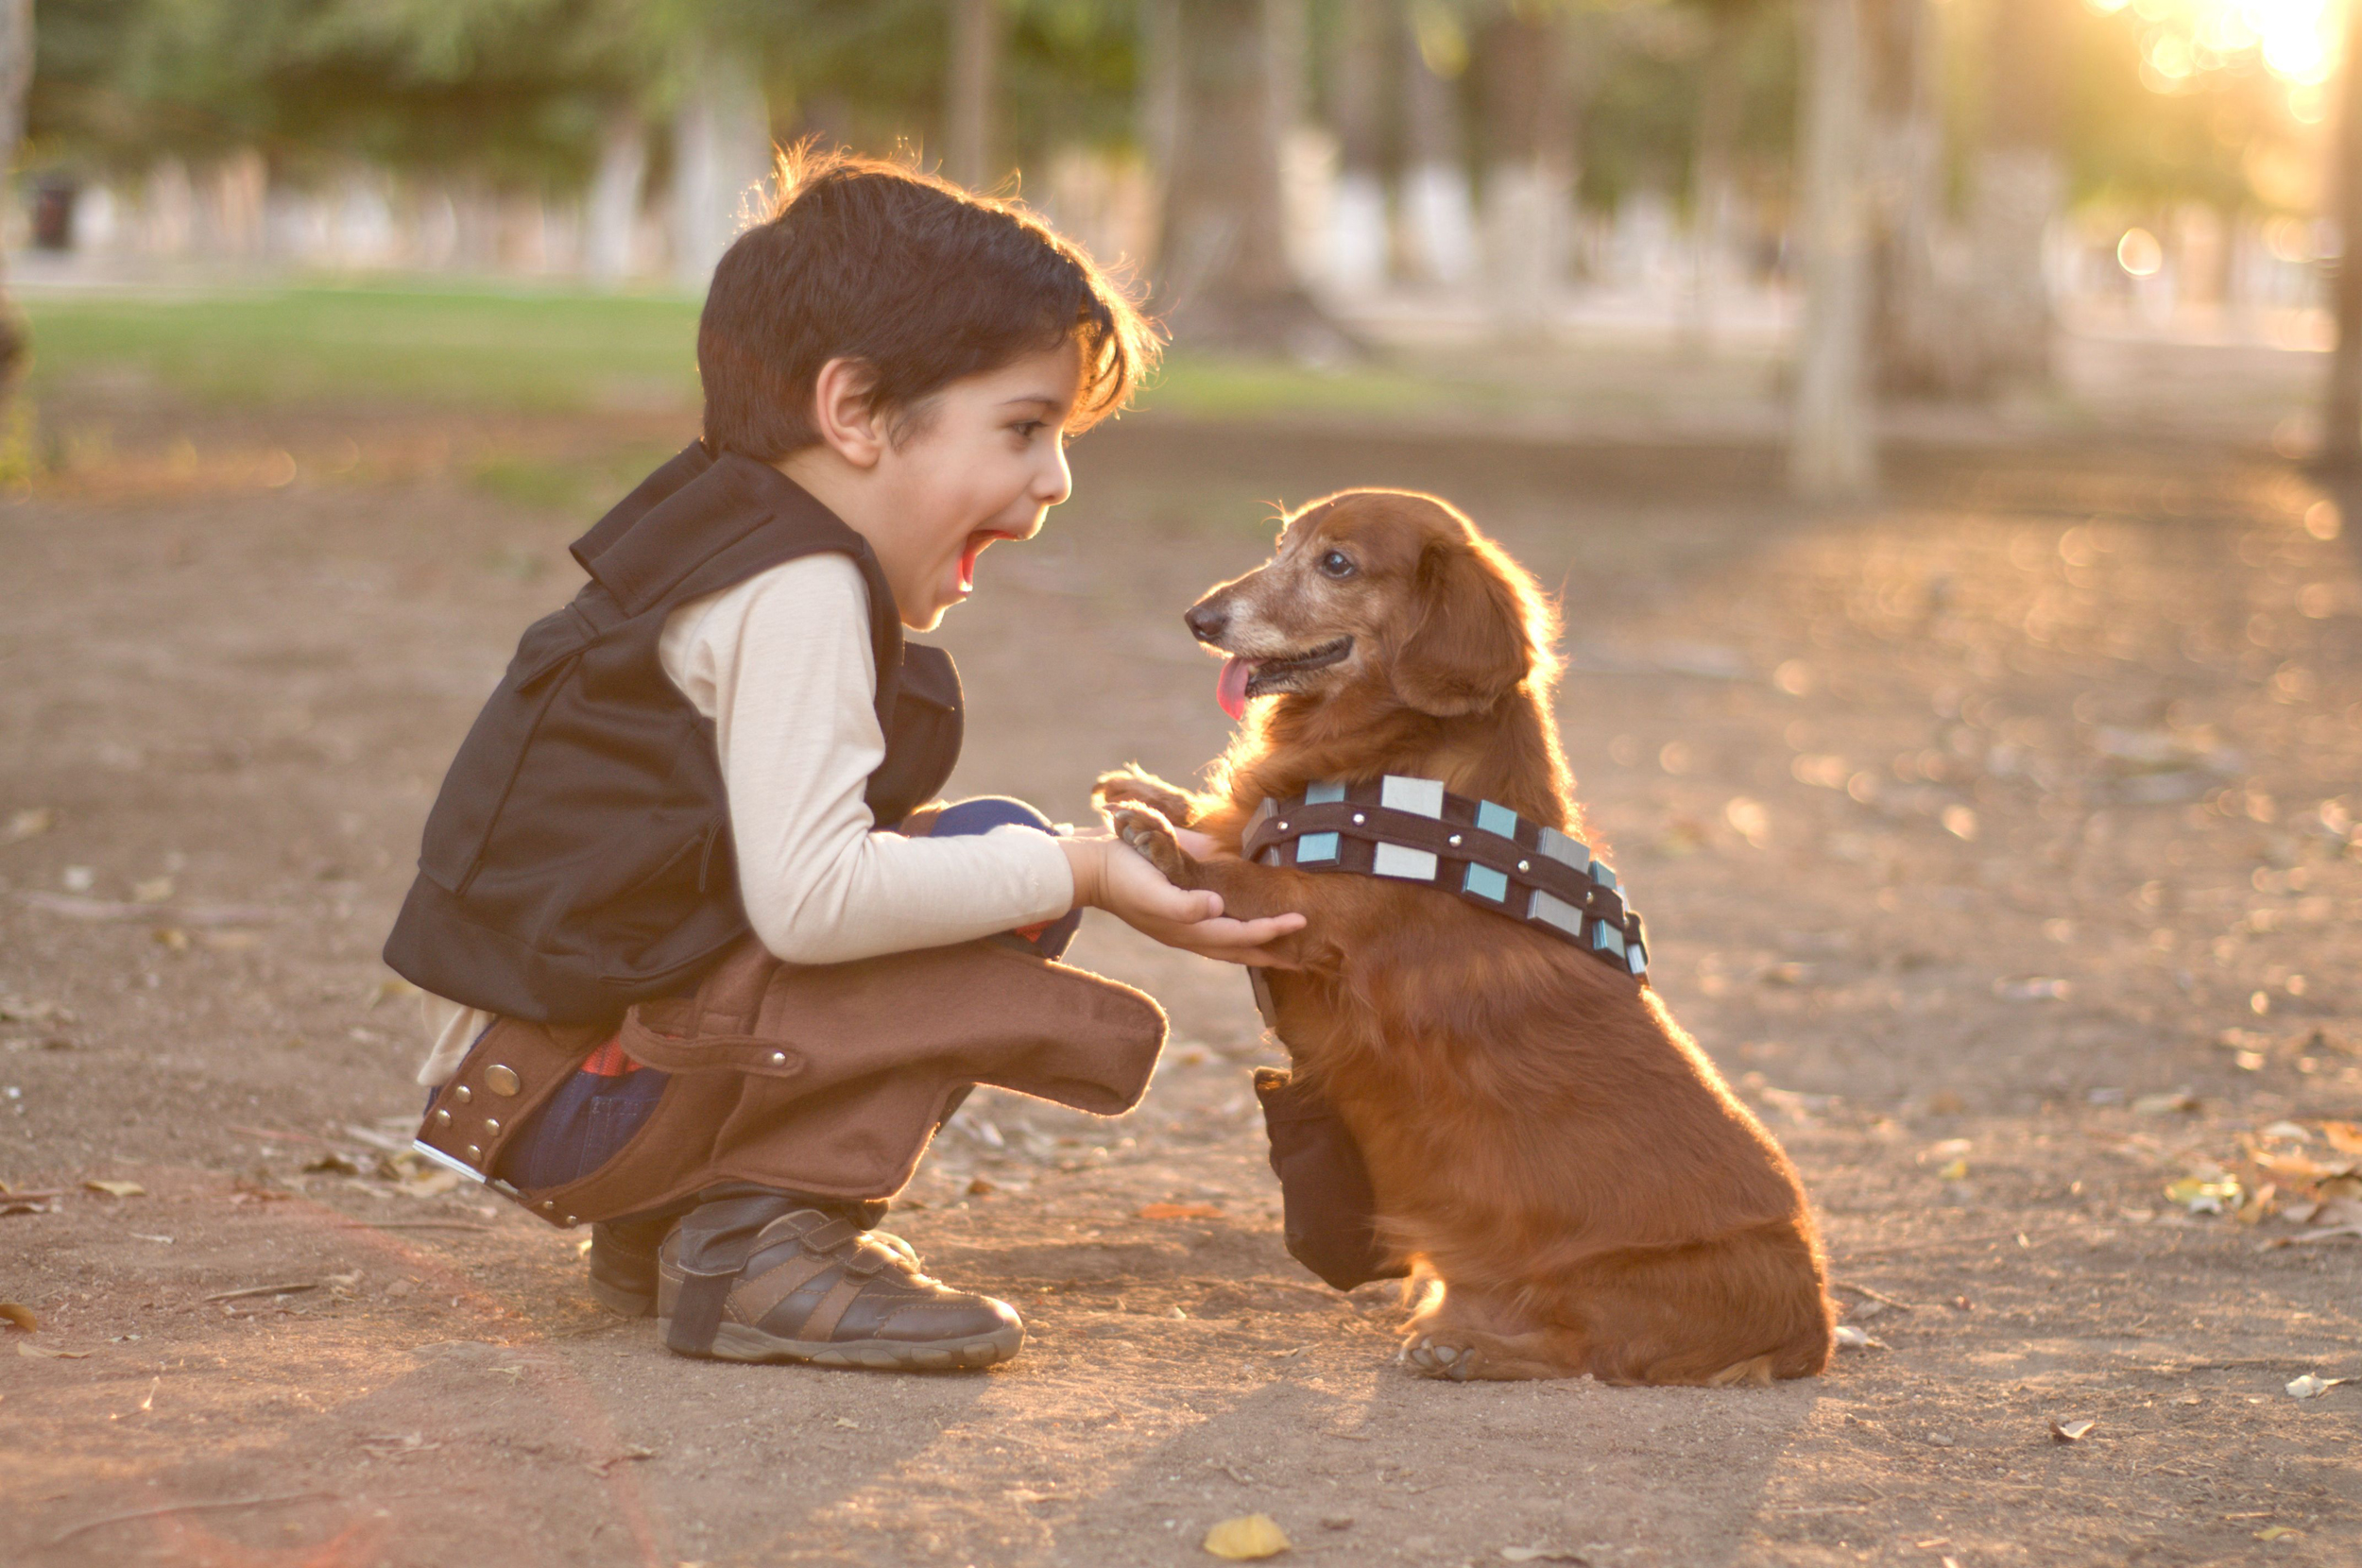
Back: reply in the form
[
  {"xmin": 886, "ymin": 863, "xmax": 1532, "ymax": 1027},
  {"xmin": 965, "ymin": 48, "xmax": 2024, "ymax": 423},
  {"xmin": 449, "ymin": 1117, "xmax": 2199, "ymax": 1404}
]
[{"xmin": 385, "ymin": 149, "xmax": 1302, "ymax": 1371}]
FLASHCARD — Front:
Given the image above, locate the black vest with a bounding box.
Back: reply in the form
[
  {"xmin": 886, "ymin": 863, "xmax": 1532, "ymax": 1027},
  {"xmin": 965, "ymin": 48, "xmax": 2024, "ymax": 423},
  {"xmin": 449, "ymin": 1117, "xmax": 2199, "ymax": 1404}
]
[{"xmin": 382, "ymin": 444, "xmax": 964, "ymax": 1024}]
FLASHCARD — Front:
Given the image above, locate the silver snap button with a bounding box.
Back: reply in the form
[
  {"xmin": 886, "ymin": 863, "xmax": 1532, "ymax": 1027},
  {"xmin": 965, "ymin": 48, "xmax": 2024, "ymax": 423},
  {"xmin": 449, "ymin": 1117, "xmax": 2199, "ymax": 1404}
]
[
  {"xmin": 1448, "ymin": 834, "xmax": 1463, "ymax": 846},
  {"xmin": 1352, "ymin": 812, "xmax": 1365, "ymax": 825},
  {"xmin": 1517, "ymin": 860, "xmax": 1531, "ymax": 872},
  {"xmin": 769, "ymin": 1050, "xmax": 787, "ymax": 1066}
]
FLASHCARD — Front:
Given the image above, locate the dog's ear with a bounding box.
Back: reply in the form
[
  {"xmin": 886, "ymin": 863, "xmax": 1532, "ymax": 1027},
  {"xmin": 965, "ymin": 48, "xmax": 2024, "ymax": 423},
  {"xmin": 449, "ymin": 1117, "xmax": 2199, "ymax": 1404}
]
[{"xmin": 1394, "ymin": 538, "xmax": 1531, "ymax": 716}]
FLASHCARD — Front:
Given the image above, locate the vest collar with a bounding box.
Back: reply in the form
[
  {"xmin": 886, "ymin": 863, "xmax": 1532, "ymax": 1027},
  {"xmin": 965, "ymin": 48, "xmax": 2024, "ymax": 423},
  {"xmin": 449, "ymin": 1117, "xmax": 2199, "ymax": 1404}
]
[{"xmin": 570, "ymin": 444, "xmax": 878, "ymax": 621}]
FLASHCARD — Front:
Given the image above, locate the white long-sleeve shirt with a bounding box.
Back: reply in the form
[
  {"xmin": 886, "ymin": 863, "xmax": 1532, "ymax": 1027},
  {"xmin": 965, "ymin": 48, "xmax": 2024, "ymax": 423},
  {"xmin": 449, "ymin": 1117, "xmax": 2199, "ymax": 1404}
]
[{"xmin": 414, "ymin": 552, "xmax": 1074, "ymax": 1085}]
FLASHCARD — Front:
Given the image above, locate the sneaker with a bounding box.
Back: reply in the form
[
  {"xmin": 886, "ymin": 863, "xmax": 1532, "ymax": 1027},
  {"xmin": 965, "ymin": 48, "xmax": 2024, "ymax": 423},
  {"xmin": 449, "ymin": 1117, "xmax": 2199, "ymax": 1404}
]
[{"xmin": 657, "ymin": 1207, "xmax": 1022, "ymax": 1370}]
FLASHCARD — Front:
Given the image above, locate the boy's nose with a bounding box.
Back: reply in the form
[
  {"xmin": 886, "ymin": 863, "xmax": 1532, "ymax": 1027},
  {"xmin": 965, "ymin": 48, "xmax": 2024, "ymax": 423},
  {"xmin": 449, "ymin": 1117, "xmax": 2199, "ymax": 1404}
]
[{"xmin": 1184, "ymin": 600, "xmax": 1228, "ymax": 643}]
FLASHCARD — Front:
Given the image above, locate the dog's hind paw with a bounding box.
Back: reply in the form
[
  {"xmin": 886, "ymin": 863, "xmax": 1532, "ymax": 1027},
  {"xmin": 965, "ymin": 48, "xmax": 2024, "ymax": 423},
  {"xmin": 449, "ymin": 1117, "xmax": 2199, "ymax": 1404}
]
[{"xmin": 1404, "ymin": 1336, "xmax": 1478, "ymax": 1382}]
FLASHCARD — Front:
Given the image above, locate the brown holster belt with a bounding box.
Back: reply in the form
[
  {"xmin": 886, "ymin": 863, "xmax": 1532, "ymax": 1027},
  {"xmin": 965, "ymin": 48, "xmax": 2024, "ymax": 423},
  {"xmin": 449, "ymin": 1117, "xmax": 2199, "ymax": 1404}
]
[{"xmin": 414, "ymin": 934, "xmax": 1166, "ymax": 1227}]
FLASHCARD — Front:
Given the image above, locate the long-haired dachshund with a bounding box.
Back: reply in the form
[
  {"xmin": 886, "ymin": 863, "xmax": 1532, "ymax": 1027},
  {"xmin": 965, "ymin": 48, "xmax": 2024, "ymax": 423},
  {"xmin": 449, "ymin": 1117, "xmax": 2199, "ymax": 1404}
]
[{"xmin": 1095, "ymin": 488, "xmax": 1834, "ymax": 1386}]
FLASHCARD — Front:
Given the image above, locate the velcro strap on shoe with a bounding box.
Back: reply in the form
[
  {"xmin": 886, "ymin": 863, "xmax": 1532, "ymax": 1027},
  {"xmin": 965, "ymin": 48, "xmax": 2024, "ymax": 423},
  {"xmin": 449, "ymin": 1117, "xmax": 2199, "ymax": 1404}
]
[
  {"xmin": 661, "ymin": 1265, "xmax": 738, "ymax": 1355},
  {"xmin": 795, "ymin": 1271, "xmax": 870, "ymax": 1344},
  {"xmin": 796, "ymin": 1217, "xmax": 861, "ymax": 1255},
  {"xmin": 727, "ymin": 1249, "xmax": 841, "ymax": 1328}
]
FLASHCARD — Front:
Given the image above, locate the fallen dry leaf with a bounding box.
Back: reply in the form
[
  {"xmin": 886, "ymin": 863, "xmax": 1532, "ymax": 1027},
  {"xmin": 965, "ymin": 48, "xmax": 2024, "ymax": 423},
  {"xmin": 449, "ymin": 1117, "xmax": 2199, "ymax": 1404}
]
[
  {"xmin": 2256, "ymin": 1525, "xmax": 2300, "ymax": 1542},
  {"xmin": 18, "ymin": 1340, "xmax": 91, "ymax": 1358},
  {"xmin": 2285, "ymin": 1373, "xmax": 2348, "ymax": 1399},
  {"xmin": 2321, "ymin": 1121, "xmax": 2362, "ymax": 1157},
  {"xmin": 1833, "ymin": 1325, "xmax": 1887, "ymax": 1351},
  {"xmin": 82, "ymin": 1180, "xmax": 145, "ymax": 1198},
  {"xmin": 4, "ymin": 807, "xmax": 54, "ymax": 842},
  {"xmin": 302, "ymin": 1152, "xmax": 363, "ymax": 1176},
  {"xmin": 1203, "ymin": 1513, "xmax": 1291, "ymax": 1560},
  {"xmin": 1501, "ymin": 1550, "xmax": 1587, "ymax": 1564},
  {"xmin": 2132, "ymin": 1090, "xmax": 2199, "ymax": 1116},
  {"xmin": 2049, "ymin": 1418, "xmax": 2097, "ymax": 1442},
  {"xmin": 0, "ymin": 1300, "xmax": 37, "ymax": 1331},
  {"xmin": 1141, "ymin": 1202, "xmax": 1224, "ymax": 1220},
  {"xmin": 2165, "ymin": 1175, "xmax": 2241, "ymax": 1215}
]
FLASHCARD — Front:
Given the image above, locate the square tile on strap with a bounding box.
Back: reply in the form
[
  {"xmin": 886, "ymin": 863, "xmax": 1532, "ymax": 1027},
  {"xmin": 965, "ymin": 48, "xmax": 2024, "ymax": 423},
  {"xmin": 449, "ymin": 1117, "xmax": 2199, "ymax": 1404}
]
[
  {"xmin": 1627, "ymin": 942, "xmax": 1648, "ymax": 976},
  {"xmin": 1463, "ymin": 862, "xmax": 1509, "ymax": 902},
  {"xmin": 1594, "ymin": 862, "xmax": 1619, "ymax": 892},
  {"xmin": 1474, "ymin": 800, "xmax": 1520, "ymax": 840},
  {"xmin": 1593, "ymin": 923, "xmax": 1627, "ymax": 958},
  {"xmin": 1529, "ymin": 890, "xmax": 1583, "ymax": 938},
  {"xmin": 1294, "ymin": 831, "xmax": 1340, "ymax": 864},
  {"xmin": 1537, "ymin": 827, "xmax": 1592, "ymax": 873},
  {"xmin": 1372, "ymin": 842, "xmax": 1438, "ymax": 881},
  {"xmin": 1379, "ymin": 775, "xmax": 1446, "ymax": 818},
  {"xmin": 1304, "ymin": 780, "xmax": 1347, "ymax": 805}
]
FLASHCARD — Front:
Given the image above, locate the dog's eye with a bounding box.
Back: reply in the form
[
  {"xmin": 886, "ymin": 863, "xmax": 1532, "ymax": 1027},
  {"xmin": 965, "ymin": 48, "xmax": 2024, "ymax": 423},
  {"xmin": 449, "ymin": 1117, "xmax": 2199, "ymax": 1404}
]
[{"xmin": 1317, "ymin": 550, "xmax": 1356, "ymax": 580}]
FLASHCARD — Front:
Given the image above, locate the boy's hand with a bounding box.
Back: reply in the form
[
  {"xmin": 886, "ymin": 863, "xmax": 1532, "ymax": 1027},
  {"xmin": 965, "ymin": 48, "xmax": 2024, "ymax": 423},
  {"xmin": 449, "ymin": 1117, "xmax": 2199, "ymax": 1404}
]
[{"xmin": 1060, "ymin": 834, "xmax": 1305, "ymax": 967}]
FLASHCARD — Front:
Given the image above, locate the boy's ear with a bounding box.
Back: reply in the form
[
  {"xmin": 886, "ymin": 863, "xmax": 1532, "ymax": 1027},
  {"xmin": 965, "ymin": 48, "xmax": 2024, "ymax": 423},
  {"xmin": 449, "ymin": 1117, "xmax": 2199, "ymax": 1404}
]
[
  {"xmin": 811, "ymin": 356, "xmax": 887, "ymax": 469},
  {"xmin": 1393, "ymin": 538, "xmax": 1531, "ymax": 717}
]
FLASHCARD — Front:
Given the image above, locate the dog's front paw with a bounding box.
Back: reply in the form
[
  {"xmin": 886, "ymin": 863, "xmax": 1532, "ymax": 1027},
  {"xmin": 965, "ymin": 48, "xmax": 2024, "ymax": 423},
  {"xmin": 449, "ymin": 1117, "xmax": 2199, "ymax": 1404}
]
[
  {"xmin": 1092, "ymin": 766, "xmax": 1194, "ymax": 826},
  {"xmin": 1108, "ymin": 805, "xmax": 1193, "ymax": 884},
  {"xmin": 1402, "ymin": 1334, "xmax": 1480, "ymax": 1383}
]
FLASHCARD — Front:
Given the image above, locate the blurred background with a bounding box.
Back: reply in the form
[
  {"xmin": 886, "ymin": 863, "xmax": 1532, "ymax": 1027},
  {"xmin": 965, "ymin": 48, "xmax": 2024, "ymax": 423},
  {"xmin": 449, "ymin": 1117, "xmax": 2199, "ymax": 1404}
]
[{"xmin": 0, "ymin": 0, "xmax": 2354, "ymax": 479}]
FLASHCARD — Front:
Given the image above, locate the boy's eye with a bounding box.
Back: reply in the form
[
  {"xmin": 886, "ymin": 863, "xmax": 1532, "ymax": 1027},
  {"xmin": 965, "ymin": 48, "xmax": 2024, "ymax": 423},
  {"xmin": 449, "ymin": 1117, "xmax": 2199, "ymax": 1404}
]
[
  {"xmin": 1317, "ymin": 550, "xmax": 1356, "ymax": 580},
  {"xmin": 1010, "ymin": 419, "xmax": 1045, "ymax": 438}
]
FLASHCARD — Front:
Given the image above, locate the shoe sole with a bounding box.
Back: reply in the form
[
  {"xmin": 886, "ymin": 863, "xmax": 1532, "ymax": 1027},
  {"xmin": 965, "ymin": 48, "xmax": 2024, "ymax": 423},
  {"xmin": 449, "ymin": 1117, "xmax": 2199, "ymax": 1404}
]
[{"xmin": 662, "ymin": 1316, "xmax": 1024, "ymax": 1371}]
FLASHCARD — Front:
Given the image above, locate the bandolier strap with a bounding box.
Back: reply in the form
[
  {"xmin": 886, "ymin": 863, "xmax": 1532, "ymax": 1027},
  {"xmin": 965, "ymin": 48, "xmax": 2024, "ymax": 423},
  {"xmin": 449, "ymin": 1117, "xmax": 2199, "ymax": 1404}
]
[{"xmin": 1240, "ymin": 775, "xmax": 1649, "ymax": 980}]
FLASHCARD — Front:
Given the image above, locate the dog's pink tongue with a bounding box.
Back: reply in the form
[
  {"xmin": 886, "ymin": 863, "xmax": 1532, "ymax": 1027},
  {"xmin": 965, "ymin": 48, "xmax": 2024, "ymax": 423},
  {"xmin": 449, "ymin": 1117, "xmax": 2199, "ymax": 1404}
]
[{"xmin": 1217, "ymin": 656, "xmax": 1255, "ymax": 722}]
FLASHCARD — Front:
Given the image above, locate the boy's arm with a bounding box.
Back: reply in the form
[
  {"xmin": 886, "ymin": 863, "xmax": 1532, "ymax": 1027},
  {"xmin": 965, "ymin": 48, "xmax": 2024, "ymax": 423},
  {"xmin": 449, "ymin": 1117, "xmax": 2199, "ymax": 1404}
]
[{"xmin": 670, "ymin": 554, "xmax": 1076, "ymax": 963}]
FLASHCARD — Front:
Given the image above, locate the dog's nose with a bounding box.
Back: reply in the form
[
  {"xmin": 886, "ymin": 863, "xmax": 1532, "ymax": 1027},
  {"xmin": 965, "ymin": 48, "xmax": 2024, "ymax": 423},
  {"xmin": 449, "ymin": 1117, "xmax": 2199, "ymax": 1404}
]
[{"xmin": 1184, "ymin": 600, "xmax": 1228, "ymax": 643}]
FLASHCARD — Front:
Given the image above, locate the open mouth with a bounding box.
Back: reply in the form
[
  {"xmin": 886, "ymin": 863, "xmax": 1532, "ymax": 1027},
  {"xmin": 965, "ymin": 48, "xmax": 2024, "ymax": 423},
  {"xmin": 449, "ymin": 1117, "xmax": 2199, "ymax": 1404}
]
[
  {"xmin": 1217, "ymin": 637, "xmax": 1354, "ymax": 719},
  {"xmin": 957, "ymin": 531, "xmax": 1013, "ymax": 595}
]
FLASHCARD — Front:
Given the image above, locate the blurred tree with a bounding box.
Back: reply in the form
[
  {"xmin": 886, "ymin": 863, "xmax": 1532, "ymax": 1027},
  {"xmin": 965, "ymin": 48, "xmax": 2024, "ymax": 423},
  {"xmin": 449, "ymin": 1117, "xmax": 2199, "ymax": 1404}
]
[
  {"xmin": 1960, "ymin": 0, "xmax": 2064, "ymax": 392},
  {"xmin": 944, "ymin": 0, "xmax": 1001, "ymax": 188},
  {"xmin": 2325, "ymin": 2, "xmax": 2362, "ymax": 468},
  {"xmin": 0, "ymin": 0, "xmax": 27, "ymax": 401},
  {"xmin": 1323, "ymin": 0, "xmax": 1389, "ymax": 294},
  {"xmin": 1864, "ymin": 0, "xmax": 1946, "ymax": 392},
  {"xmin": 1157, "ymin": 0, "xmax": 1344, "ymax": 349},
  {"xmin": 1476, "ymin": 1, "xmax": 1572, "ymax": 332},
  {"xmin": 1790, "ymin": 0, "xmax": 1874, "ymax": 497}
]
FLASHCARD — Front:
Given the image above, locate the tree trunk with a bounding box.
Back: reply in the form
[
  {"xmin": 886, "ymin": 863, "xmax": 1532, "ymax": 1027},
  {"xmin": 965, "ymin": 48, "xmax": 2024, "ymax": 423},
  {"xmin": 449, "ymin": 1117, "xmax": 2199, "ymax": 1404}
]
[
  {"xmin": 0, "ymin": 0, "xmax": 32, "ymax": 400},
  {"xmin": 584, "ymin": 107, "xmax": 648, "ymax": 287},
  {"xmin": 1961, "ymin": 0, "xmax": 2062, "ymax": 392},
  {"xmin": 1685, "ymin": 17, "xmax": 1743, "ymax": 349},
  {"xmin": 1477, "ymin": 7, "xmax": 1570, "ymax": 333},
  {"xmin": 945, "ymin": 0, "xmax": 1000, "ymax": 191},
  {"xmin": 1325, "ymin": 0, "xmax": 1388, "ymax": 297},
  {"xmin": 1790, "ymin": 0, "xmax": 1877, "ymax": 499},
  {"xmin": 671, "ymin": 38, "xmax": 772, "ymax": 295},
  {"xmin": 1400, "ymin": 2, "xmax": 1474, "ymax": 286},
  {"xmin": 1865, "ymin": 0, "xmax": 1950, "ymax": 392},
  {"xmin": 1157, "ymin": 0, "xmax": 1347, "ymax": 352},
  {"xmin": 2323, "ymin": 0, "xmax": 2362, "ymax": 467}
]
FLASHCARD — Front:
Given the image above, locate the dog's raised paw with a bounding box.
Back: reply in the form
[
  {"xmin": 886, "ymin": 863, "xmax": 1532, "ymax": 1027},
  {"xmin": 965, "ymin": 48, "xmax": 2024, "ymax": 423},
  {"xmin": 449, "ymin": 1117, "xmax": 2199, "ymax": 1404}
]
[{"xmin": 1107, "ymin": 806, "xmax": 1190, "ymax": 881}]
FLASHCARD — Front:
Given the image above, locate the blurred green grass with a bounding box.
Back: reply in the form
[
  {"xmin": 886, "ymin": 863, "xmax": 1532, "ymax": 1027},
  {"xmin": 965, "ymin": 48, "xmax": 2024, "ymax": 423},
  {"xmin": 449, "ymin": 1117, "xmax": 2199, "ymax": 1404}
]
[
  {"xmin": 22, "ymin": 284, "xmax": 706, "ymax": 414},
  {"xmin": 18, "ymin": 282, "xmax": 1451, "ymax": 421}
]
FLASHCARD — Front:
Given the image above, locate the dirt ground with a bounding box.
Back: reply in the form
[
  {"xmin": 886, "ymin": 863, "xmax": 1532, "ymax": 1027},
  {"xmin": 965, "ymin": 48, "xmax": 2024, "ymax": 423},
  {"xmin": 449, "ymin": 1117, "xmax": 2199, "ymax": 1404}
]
[{"xmin": 4, "ymin": 384, "xmax": 2361, "ymax": 1568}]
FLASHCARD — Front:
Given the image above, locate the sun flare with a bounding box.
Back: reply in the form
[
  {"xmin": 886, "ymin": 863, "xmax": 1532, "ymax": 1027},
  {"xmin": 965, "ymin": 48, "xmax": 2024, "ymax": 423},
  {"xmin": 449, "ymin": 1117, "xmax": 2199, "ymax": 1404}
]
[{"xmin": 2087, "ymin": 0, "xmax": 2341, "ymax": 105}]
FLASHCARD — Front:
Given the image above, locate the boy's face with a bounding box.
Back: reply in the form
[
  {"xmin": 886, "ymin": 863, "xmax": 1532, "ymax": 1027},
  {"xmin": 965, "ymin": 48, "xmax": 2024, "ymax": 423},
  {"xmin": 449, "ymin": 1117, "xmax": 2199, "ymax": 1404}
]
[{"xmin": 865, "ymin": 341, "xmax": 1082, "ymax": 632}]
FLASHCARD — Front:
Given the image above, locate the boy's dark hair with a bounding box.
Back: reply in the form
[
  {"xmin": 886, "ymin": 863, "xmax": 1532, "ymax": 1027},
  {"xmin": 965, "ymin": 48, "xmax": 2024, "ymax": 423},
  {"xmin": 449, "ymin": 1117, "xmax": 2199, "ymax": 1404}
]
[{"xmin": 698, "ymin": 145, "xmax": 1160, "ymax": 460}]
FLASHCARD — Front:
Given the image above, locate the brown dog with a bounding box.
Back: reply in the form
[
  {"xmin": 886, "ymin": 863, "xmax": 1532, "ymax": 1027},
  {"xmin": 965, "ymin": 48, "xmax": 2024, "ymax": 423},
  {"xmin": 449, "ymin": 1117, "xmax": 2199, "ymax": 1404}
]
[{"xmin": 1095, "ymin": 488, "xmax": 1834, "ymax": 1386}]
